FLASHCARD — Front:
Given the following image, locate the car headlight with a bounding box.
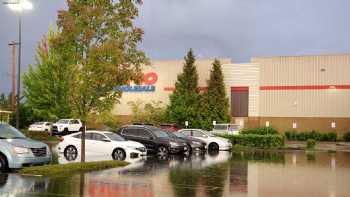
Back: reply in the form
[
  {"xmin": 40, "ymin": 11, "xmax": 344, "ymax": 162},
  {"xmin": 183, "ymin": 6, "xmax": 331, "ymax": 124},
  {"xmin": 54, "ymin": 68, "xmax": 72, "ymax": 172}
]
[
  {"xmin": 13, "ymin": 146, "xmax": 30, "ymax": 154},
  {"xmin": 170, "ymin": 142, "xmax": 179, "ymax": 147}
]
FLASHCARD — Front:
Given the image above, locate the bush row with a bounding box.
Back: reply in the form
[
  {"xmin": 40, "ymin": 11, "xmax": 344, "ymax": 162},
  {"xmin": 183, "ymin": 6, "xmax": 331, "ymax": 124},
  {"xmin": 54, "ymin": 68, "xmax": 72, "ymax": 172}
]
[
  {"xmin": 285, "ymin": 130, "xmax": 337, "ymax": 141},
  {"xmin": 224, "ymin": 134, "xmax": 285, "ymax": 148},
  {"xmin": 240, "ymin": 127, "xmax": 278, "ymax": 135},
  {"xmin": 344, "ymin": 132, "xmax": 350, "ymax": 142},
  {"xmin": 22, "ymin": 129, "xmax": 58, "ymax": 141}
]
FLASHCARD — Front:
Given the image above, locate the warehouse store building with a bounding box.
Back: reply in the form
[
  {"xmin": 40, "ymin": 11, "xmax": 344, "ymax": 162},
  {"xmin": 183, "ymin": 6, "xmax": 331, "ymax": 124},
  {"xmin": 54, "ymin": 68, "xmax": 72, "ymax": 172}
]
[{"xmin": 113, "ymin": 54, "xmax": 350, "ymax": 136}]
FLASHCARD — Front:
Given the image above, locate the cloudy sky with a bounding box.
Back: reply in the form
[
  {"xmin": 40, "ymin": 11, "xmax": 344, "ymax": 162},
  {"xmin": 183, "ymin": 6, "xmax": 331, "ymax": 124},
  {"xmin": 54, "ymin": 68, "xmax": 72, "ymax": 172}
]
[{"xmin": 1, "ymin": 0, "xmax": 350, "ymax": 93}]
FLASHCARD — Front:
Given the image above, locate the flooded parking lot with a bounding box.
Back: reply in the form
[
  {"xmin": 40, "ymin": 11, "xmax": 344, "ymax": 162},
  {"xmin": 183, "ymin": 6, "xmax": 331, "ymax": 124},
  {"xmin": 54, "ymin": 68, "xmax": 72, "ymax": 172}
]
[{"xmin": 0, "ymin": 150, "xmax": 350, "ymax": 197}]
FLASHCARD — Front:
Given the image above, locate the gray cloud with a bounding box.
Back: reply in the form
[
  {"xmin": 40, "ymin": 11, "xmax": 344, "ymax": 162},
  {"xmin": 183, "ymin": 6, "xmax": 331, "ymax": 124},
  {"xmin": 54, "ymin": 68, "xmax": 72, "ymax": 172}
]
[{"xmin": 1, "ymin": 0, "xmax": 350, "ymax": 93}]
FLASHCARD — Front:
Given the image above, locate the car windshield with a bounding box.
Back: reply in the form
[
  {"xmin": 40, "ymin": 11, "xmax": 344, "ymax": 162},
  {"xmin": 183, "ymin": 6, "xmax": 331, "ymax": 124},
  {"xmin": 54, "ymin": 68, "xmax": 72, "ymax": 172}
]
[
  {"xmin": 152, "ymin": 129, "xmax": 169, "ymax": 138},
  {"xmin": 202, "ymin": 130, "xmax": 215, "ymax": 137},
  {"xmin": 0, "ymin": 124, "xmax": 26, "ymax": 139},
  {"xmin": 166, "ymin": 131, "xmax": 177, "ymax": 138},
  {"xmin": 172, "ymin": 132, "xmax": 187, "ymax": 138},
  {"xmin": 57, "ymin": 119, "xmax": 69, "ymax": 124},
  {"xmin": 104, "ymin": 132, "xmax": 126, "ymax": 141}
]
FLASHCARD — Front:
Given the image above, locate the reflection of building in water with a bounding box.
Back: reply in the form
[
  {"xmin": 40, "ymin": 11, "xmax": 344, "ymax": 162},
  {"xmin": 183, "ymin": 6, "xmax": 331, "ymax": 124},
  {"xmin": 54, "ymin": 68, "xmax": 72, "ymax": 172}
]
[
  {"xmin": 87, "ymin": 181, "xmax": 154, "ymax": 197},
  {"xmin": 229, "ymin": 161, "xmax": 248, "ymax": 195}
]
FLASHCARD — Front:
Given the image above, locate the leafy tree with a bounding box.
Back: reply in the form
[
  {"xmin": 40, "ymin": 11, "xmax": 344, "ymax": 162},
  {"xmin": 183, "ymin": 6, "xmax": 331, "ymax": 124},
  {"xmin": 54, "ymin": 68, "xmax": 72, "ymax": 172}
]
[
  {"xmin": 166, "ymin": 49, "xmax": 201, "ymax": 128},
  {"xmin": 23, "ymin": 27, "xmax": 75, "ymax": 121},
  {"xmin": 0, "ymin": 93, "xmax": 12, "ymax": 111},
  {"xmin": 54, "ymin": 0, "xmax": 148, "ymax": 161},
  {"xmin": 55, "ymin": 0, "xmax": 147, "ymax": 121},
  {"xmin": 128, "ymin": 100, "xmax": 167, "ymax": 126},
  {"xmin": 206, "ymin": 59, "xmax": 230, "ymax": 124}
]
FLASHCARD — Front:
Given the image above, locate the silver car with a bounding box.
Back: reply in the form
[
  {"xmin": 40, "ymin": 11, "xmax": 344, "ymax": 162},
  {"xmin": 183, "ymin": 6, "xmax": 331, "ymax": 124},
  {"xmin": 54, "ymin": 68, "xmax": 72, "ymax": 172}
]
[{"xmin": 0, "ymin": 123, "xmax": 51, "ymax": 171}]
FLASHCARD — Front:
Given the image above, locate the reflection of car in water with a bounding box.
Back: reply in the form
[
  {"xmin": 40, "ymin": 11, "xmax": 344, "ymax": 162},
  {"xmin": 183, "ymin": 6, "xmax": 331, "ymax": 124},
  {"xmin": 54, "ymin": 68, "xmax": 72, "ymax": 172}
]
[
  {"xmin": 0, "ymin": 173, "xmax": 49, "ymax": 195},
  {"xmin": 56, "ymin": 131, "xmax": 146, "ymax": 161}
]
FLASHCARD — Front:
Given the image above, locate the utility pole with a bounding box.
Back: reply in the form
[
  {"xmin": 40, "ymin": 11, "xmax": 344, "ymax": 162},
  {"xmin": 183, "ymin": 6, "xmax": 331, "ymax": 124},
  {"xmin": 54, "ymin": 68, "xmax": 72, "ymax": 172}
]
[{"xmin": 8, "ymin": 42, "xmax": 17, "ymax": 111}]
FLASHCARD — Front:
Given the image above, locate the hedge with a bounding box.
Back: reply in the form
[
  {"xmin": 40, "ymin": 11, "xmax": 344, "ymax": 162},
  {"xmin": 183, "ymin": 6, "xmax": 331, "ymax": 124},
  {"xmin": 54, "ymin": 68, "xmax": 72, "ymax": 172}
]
[
  {"xmin": 21, "ymin": 129, "xmax": 59, "ymax": 142},
  {"xmin": 240, "ymin": 127, "xmax": 278, "ymax": 135},
  {"xmin": 343, "ymin": 132, "xmax": 350, "ymax": 142},
  {"xmin": 285, "ymin": 130, "xmax": 337, "ymax": 141},
  {"xmin": 224, "ymin": 134, "xmax": 285, "ymax": 148}
]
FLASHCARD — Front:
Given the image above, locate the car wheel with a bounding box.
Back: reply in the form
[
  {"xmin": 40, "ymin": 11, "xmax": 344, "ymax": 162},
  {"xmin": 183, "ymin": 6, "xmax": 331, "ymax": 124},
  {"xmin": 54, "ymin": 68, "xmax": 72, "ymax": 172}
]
[
  {"xmin": 157, "ymin": 146, "xmax": 169, "ymax": 157},
  {"xmin": 0, "ymin": 154, "xmax": 8, "ymax": 172},
  {"xmin": 64, "ymin": 145, "xmax": 78, "ymax": 161},
  {"xmin": 63, "ymin": 128, "xmax": 69, "ymax": 135},
  {"xmin": 185, "ymin": 144, "xmax": 192, "ymax": 155},
  {"xmin": 208, "ymin": 142, "xmax": 219, "ymax": 152},
  {"xmin": 112, "ymin": 148, "xmax": 126, "ymax": 161},
  {"xmin": 79, "ymin": 127, "xmax": 84, "ymax": 132}
]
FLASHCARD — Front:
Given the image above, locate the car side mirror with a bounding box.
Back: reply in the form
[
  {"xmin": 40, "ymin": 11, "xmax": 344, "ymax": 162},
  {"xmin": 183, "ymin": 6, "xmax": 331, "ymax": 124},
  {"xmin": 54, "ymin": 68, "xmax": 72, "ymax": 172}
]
[{"xmin": 148, "ymin": 136, "xmax": 154, "ymax": 140}]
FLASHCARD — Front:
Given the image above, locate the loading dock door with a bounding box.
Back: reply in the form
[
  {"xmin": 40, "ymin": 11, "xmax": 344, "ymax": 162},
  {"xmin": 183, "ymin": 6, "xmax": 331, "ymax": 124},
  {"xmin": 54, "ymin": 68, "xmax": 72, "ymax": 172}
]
[{"xmin": 231, "ymin": 87, "xmax": 249, "ymax": 117}]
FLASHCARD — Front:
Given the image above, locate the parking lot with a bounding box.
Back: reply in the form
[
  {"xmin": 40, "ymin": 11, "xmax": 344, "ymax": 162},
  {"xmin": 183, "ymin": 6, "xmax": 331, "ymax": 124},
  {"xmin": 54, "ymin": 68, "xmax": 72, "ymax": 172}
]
[{"xmin": 1, "ymin": 150, "xmax": 350, "ymax": 197}]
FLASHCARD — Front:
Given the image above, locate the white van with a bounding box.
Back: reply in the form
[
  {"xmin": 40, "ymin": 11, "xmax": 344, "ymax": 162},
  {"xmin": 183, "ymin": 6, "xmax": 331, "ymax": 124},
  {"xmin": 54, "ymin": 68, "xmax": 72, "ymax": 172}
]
[{"xmin": 211, "ymin": 124, "xmax": 241, "ymax": 135}]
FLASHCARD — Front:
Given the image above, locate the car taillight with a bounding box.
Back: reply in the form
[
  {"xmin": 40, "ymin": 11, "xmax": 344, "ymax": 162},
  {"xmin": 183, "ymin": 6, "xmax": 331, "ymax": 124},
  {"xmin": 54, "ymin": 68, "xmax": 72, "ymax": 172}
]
[{"xmin": 58, "ymin": 136, "xmax": 64, "ymax": 142}]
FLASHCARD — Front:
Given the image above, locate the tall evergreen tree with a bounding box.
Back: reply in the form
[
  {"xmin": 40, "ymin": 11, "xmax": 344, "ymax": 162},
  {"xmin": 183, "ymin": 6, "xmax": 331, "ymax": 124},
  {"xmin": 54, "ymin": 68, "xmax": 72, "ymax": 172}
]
[
  {"xmin": 166, "ymin": 49, "xmax": 201, "ymax": 128},
  {"xmin": 23, "ymin": 27, "xmax": 74, "ymax": 120},
  {"xmin": 207, "ymin": 59, "xmax": 230, "ymax": 123}
]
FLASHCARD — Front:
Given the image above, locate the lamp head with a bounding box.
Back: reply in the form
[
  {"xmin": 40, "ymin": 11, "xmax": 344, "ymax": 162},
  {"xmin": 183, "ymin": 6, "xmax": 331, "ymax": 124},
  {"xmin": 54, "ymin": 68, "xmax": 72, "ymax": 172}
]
[{"xmin": 7, "ymin": 0, "xmax": 33, "ymax": 12}]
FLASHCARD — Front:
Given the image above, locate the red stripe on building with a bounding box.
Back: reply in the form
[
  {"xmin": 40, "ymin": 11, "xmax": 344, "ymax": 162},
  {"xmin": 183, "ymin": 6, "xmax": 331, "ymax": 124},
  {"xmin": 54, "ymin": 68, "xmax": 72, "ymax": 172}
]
[
  {"xmin": 163, "ymin": 87, "xmax": 208, "ymax": 92},
  {"xmin": 231, "ymin": 86, "xmax": 249, "ymax": 92},
  {"xmin": 259, "ymin": 85, "xmax": 350, "ymax": 91}
]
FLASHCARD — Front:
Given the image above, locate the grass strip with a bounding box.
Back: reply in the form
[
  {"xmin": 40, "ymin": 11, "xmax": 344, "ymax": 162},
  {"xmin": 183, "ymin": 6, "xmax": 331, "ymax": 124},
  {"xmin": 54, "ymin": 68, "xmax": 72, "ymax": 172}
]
[{"xmin": 19, "ymin": 160, "xmax": 128, "ymax": 177}]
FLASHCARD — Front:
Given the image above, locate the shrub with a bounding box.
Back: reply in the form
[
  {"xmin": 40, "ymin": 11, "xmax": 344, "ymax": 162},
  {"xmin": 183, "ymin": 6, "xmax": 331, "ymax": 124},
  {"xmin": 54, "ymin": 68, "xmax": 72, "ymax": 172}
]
[
  {"xmin": 240, "ymin": 127, "xmax": 278, "ymax": 135},
  {"xmin": 284, "ymin": 130, "xmax": 337, "ymax": 142},
  {"xmin": 22, "ymin": 129, "xmax": 58, "ymax": 141},
  {"xmin": 224, "ymin": 134, "xmax": 284, "ymax": 148},
  {"xmin": 306, "ymin": 139, "xmax": 316, "ymax": 150},
  {"xmin": 343, "ymin": 132, "xmax": 350, "ymax": 142}
]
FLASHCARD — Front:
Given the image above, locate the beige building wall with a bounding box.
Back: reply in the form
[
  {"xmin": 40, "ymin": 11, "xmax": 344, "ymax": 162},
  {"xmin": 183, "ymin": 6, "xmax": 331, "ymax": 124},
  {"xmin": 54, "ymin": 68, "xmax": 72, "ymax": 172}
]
[
  {"xmin": 252, "ymin": 54, "xmax": 350, "ymax": 118},
  {"xmin": 222, "ymin": 63, "xmax": 260, "ymax": 117},
  {"xmin": 112, "ymin": 58, "xmax": 231, "ymax": 115}
]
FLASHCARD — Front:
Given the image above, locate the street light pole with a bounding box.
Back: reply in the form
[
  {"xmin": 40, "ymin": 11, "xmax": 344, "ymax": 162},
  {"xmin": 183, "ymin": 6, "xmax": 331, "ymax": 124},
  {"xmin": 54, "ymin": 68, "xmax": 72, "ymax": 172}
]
[
  {"xmin": 3, "ymin": 0, "xmax": 32, "ymax": 129},
  {"xmin": 16, "ymin": 12, "xmax": 22, "ymax": 129}
]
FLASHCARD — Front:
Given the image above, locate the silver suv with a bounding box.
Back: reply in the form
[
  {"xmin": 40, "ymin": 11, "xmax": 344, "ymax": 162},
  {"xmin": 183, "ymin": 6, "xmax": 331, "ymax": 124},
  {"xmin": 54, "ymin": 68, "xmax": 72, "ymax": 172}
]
[{"xmin": 0, "ymin": 123, "xmax": 51, "ymax": 171}]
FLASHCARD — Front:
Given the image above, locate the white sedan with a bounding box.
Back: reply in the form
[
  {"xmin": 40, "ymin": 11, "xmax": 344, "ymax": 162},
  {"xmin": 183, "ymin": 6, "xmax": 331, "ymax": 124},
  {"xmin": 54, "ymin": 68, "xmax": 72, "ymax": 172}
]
[
  {"xmin": 178, "ymin": 129, "xmax": 232, "ymax": 151},
  {"xmin": 56, "ymin": 131, "xmax": 147, "ymax": 161},
  {"xmin": 28, "ymin": 122, "xmax": 52, "ymax": 132}
]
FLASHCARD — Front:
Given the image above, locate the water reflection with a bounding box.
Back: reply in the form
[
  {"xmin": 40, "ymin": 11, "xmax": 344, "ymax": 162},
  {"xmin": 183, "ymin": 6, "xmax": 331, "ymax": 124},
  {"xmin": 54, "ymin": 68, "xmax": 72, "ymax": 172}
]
[{"xmin": 0, "ymin": 151, "xmax": 349, "ymax": 197}]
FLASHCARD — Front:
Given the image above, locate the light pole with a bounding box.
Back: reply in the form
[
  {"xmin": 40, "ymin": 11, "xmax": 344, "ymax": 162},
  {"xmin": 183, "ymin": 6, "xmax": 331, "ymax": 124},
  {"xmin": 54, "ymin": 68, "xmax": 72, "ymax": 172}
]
[{"xmin": 3, "ymin": 0, "xmax": 33, "ymax": 129}]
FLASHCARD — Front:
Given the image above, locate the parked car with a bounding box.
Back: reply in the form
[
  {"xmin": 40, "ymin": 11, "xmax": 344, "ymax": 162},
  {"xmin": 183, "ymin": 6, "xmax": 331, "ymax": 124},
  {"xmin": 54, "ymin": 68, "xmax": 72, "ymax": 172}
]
[
  {"xmin": 28, "ymin": 122, "xmax": 52, "ymax": 132},
  {"xmin": 51, "ymin": 119, "xmax": 83, "ymax": 136},
  {"xmin": 178, "ymin": 129, "xmax": 232, "ymax": 151},
  {"xmin": 160, "ymin": 123, "xmax": 179, "ymax": 132},
  {"xmin": 56, "ymin": 130, "xmax": 146, "ymax": 161},
  {"xmin": 0, "ymin": 123, "xmax": 52, "ymax": 171},
  {"xmin": 165, "ymin": 131, "xmax": 206, "ymax": 153},
  {"xmin": 211, "ymin": 123, "xmax": 241, "ymax": 135},
  {"xmin": 117, "ymin": 125, "xmax": 188, "ymax": 156}
]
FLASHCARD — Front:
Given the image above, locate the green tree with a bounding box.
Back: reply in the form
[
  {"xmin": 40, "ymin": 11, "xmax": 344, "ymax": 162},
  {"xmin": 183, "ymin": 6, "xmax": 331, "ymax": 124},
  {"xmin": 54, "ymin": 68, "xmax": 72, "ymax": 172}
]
[
  {"xmin": 166, "ymin": 49, "xmax": 201, "ymax": 128},
  {"xmin": 128, "ymin": 100, "xmax": 167, "ymax": 126},
  {"xmin": 206, "ymin": 59, "xmax": 230, "ymax": 124},
  {"xmin": 23, "ymin": 27, "xmax": 74, "ymax": 121},
  {"xmin": 0, "ymin": 93, "xmax": 11, "ymax": 111},
  {"xmin": 54, "ymin": 0, "xmax": 148, "ymax": 161},
  {"xmin": 55, "ymin": 0, "xmax": 147, "ymax": 121}
]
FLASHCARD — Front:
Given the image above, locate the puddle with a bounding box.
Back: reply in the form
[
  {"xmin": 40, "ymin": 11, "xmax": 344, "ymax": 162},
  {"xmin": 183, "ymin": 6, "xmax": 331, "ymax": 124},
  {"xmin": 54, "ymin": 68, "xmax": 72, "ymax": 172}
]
[{"xmin": 1, "ymin": 151, "xmax": 349, "ymax": 197}]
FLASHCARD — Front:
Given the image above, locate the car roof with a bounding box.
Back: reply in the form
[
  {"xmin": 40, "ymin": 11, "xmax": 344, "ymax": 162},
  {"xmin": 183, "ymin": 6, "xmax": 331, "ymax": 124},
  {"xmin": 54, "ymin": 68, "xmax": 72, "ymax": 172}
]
[{"xmin": 123, "ymin": 125, "xmax": 161, "ymax": 130}]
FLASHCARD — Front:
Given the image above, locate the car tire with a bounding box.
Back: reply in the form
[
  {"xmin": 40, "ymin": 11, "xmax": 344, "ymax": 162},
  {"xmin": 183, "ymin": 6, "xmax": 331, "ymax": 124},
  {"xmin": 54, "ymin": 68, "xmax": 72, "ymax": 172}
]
[
  {"xmin": 64, "ymin": 145, "xmax": 78, "ymax": 161},
  {"xmin": 112, "ymin": 148, "xmax": 126, "ymax": 161},
  {"xmin": 0, "ymin": 154, "xmax": 8, "ymax": 172},
  {"xmin": 79, "ymin": 127, "xmax": 84, "ymax": 132},
  {"xmin": 157, "ymin": 146, "xmax": 169, "ymax": 157},
  {"xmin": 63, "ymin": 128, "xmax": 69, "ymax": 135},
  {"xmin": 208, "ymin": 142, "xmax": 219, "ymax": 152}
]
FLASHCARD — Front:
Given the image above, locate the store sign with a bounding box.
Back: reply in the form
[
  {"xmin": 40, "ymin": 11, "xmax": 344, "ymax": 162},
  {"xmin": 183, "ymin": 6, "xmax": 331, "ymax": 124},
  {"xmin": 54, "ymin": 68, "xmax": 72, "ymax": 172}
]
[{"xmin": 114, "ymin": 72, "xmax": 158, "ymax": 92}]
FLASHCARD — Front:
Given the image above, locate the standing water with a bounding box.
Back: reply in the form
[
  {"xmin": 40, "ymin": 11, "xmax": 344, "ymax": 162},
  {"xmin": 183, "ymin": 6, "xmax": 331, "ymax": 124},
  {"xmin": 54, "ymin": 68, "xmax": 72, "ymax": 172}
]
[{"xmin": 0, "ymin": 151, "xmax": 349, "ymax": 197}]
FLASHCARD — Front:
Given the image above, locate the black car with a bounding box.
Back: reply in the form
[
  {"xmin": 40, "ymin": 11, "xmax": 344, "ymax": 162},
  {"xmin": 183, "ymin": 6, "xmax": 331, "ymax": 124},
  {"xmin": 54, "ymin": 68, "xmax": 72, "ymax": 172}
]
[
  {"xmin": 117, "ymin": 125, "xmax": 188, "ymax": 156},
  {"xmin": 165, "ymin": 131, "xmax": 206, "ymax": 153}
]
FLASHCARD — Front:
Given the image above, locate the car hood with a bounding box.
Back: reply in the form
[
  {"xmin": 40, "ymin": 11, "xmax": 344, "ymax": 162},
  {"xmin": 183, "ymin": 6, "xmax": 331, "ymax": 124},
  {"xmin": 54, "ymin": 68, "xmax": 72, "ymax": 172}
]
[{"xmin": 7, "ymin": 138, "xmax": 48, "ymax": 148}]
